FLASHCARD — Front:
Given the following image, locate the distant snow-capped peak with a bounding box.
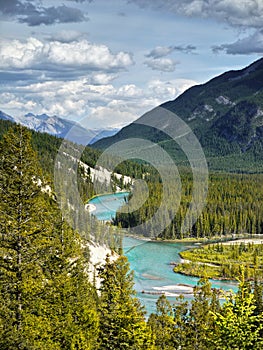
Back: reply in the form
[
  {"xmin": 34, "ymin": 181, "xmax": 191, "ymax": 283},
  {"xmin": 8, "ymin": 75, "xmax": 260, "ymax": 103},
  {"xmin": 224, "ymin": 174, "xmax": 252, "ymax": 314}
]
[{"xmin": 0, "ymin": 110, "xmax": 119, "ymax": 145}]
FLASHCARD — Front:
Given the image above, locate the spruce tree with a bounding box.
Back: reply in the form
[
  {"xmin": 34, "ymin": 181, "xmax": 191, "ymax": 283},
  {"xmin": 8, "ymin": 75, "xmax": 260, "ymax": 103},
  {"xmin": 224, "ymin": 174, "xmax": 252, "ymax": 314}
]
[
  {"xmin": 147, "ymin": 295, "xmax": 175, "ymax": 349},
  {"xmin": 0, "ymin": 125, "xmax": 57, "ymax": 348},
  {"xmin": 0, "ymin": 125, "xmax": 99, "ymax": 349},
  {"xmin": 191, "ymin": 278, "xmax": 219, "ymax": 349},
  {"xmin": 42, "ymin": 215, "xmax": 99, "ymax": 350},
  {"xmin": 211, "ymin": 268, "xmax": 263, "ymax": 349},
  {"xmin": 98, "ymin": 255, "xmax": 154, "ymax": 349}
]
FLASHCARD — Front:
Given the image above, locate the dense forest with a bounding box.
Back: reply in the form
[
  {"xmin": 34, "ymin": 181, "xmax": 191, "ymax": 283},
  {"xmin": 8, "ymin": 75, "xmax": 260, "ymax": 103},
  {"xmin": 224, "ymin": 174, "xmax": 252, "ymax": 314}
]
[
  {"xmin": 6, "ymin": 118, "xmax": 263, "ymax": 245},
  {"xmin": 1, "ymin": 124, "xmax": 263, "ymax": 348},
  {"xmin": 114, "ymin": 171, "xmax": 263, "ymax": 239}
]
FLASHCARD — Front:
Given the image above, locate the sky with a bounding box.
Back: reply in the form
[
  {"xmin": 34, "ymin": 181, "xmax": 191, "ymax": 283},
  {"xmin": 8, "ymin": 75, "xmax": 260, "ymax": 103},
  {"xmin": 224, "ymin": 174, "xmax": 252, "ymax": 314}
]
[{"xmin": 0, "ymin": 0, "xmax": 263, "ymax": 129}]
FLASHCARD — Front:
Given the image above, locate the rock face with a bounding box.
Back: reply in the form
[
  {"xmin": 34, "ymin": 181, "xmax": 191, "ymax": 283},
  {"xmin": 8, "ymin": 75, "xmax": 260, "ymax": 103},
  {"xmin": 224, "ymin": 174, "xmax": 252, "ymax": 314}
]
[
  {"xmin": 88, "ymin": 243, "xmax": 118, "ymax": 289},
  {"xmin": 92, "ymin": 58, "xmax": 263, "ymax": 171}
]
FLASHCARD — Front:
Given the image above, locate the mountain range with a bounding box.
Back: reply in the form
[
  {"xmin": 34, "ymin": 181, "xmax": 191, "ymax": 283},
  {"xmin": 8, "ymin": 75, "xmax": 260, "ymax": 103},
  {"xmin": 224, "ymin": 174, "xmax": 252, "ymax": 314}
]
[
  {"xmin": 1, "ymin": 58, "xmax": 263, "ymax": 172},
  {"xmin": 93, "ymin": 57, "xmax": 263, "ymax": 172},
  {"xmin": 0, "ymin": 111, "xmax": 119, "ymax": 145}
]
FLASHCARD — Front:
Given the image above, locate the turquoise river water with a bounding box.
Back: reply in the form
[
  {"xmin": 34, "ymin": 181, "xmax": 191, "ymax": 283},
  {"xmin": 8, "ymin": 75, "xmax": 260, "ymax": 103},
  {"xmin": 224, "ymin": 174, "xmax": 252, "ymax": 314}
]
[{"xmin": 88, "ymin": 192, "xmax": 238, "ymax": 315}]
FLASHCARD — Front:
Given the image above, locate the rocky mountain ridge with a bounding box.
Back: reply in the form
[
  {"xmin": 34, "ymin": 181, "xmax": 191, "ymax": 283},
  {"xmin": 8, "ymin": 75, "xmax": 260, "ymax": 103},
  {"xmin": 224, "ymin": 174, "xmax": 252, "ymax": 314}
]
[{"xmin": 0, "ymin": 111, "xmax": 119, "ymax": 145}]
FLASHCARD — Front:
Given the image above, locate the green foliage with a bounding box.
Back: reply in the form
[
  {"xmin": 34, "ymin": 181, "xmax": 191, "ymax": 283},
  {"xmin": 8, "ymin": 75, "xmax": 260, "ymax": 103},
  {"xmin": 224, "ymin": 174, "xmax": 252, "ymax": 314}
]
[
  {"xmin": 174, "ymin": 241, "xmax": 263, "ymax": 280},
  {"xmin": 0, "ymin": 125, "xmax": 99, "ymax": 349},
  {"xmin": 0, "ymin": 125, "xmax": 53, "ymax": 348},
  {"xmin": 98, "ymin": 255, "xmax": 154, "ymax": 349},
  {"xmin": 187, "ymin": 278, "xmax": 220, "ymax": 349},
  {"xmin": 210, "ymin": 268, "xmax": 263, "ymax": 349},
  {"xmin": 149, "ymin": 273, "xmax": 263, "ymax": 349},
  {"xmin": 147, "ymin": 295, "xmax": 176, "ymax": 349},
  {"xmin": 1, "ymin": 119, "xmax": 263, "ymax": 349},
  {"xmin": 148, "ymin": 279, "xmax": 220, "ymax": 349},
  {"xmin": 115, "ymin": 172, "xmax": 263, "ymax": 239}
]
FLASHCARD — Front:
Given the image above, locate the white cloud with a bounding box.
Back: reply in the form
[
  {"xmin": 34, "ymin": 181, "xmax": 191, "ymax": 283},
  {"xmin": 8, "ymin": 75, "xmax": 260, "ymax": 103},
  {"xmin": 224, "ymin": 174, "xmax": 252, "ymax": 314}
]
[
  {"xmin": 0, "ymin": 77, "xmax": 196, "ymax": 128},
  {"xmin": 87, "ymin": 103, "xmax": 137, "ymax": 128},
  {"xmin": 90, "ymin": 73, "xmax": 118, "ymax": 85},
  {"xmin": 49, "ymin": 30, "xmax": 85, "ymax": 43},
  {"xmin": 147, "ymin": 79, "xmax": 196, "ymax": 100},
  {"xmin": 130, "ymin": 0, "xmax": 263, "ymax": 28},
  {"xmin": 47, "ymin": 40, "xmax": 133, "ymax": 69},
  {"xmin": 212, "ymin": 30, "xmax": 263, "ymax": 54},
  {"xmin": 144, "ymin": 57, "xmax": 178, "ymax": 72},
  {"xmin": 146, "ymin": 45, "xmax": 196, "ymax": 59},
  {"xmin": 146, "ymin": 46, "xmax": 175, "ymax": 58},
  {"xmin": 0, "ymin": 37, "xmax": 133, "ymax": 73},
  {"xmin": 0, "ymin": 96, "xmax": 38, "ymax": 111},
  {"xmin": 0, "ymin": 37, "xmax": 44, "ymax": 69},
  {"xmin": 117, "ymin": 84, "xmax": 144, "ymax": 98},
  {"xmin": 86, "ymin": 79, "xmax": 196, "ymax": 127}
]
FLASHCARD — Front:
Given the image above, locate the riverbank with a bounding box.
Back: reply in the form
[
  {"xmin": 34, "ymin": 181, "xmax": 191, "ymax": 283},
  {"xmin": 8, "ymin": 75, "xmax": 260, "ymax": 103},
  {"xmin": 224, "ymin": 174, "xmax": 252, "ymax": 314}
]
[
  {"xmin": 86, "ymin": 191, "xmax": 130, "ymax": 222},
  {"xmin": 86, "ymin": 191, "xmax": 248, "ymax": 313},
  {"xmin": 153, "ymin": 234, "xmax": 263, "ymax": 244},
  {"xmin": 222, "ymin": 238, "xmax": 263, "ymax": 245},
  {"xmin": 87, "ymin": 189, "xmax": 130, "ymax": 202},
  {"xmin": 123, "ymin": 236, "xmax": 239, "ymax": 315}
]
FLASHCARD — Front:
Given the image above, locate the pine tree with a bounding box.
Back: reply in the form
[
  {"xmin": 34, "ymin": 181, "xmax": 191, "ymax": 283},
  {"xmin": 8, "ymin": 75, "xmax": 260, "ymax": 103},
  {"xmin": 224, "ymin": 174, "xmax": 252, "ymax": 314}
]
[
  {"xmin": 147, "ymin": 295, "xmax": 175, "ymax": 349},
  {"xmin": 42, "ymin": 215, "xmax": 99, "ymax": 349},
  {"xmin": 0, "ymin": 125, "xmax": 99, "ymax": 349},
  {"xmin": 187, "ymin": 278, "xmax": 218, "ymax": 350},
  {"xmin": 172, "ymin": 295, "xmax": 190, "ymax": 348},
  {"xmin": 0, "ymin": 125, "xmax": 58, "ymax": 348},
  {"xmin": 98, "ymin": 255, "xmax": 154, "ymax": 349},
  {"xmin": 211, "ymin": 267, "xmax": 263, "ymax": 349}
]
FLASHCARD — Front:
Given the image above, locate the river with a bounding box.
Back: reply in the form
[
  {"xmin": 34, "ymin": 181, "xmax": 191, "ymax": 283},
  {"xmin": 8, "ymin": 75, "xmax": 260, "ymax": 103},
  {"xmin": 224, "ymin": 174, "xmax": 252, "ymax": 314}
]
[{"xmin": 88, "ymin": 192, "xmax": 238, "ymax": 315}]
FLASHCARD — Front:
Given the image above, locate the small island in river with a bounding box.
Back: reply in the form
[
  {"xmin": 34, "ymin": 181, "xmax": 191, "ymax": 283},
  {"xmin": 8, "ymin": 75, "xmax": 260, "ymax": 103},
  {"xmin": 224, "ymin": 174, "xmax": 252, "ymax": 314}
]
[{"xmin": 173, "ymin": 239, "xmax": 263, "ymax": 281}]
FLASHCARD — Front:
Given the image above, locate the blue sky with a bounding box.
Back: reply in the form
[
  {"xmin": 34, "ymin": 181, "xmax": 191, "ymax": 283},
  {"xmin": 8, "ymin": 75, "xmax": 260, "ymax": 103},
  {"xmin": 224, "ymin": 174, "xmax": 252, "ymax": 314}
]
[{"xmin": 0, "ymin": 0, "xmax": 263, "ymax": 128}]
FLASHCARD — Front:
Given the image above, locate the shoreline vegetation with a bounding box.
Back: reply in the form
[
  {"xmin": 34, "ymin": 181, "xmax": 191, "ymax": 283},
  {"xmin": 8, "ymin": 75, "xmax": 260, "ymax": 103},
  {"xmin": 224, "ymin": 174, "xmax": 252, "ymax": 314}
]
[
  {"xmin": 86, "ymin": 190, "xmax": 263, "ymax": 283},
  {"xmin": 86, "ymin": 188, "xmax": 263, "ymax": 283},
  {"xmin": 173, "ymin": 238, "xmax": 263, "ymax": 281},
  {"xmin": 123, "ymin": 231, "xmax": 263, "ymax": 281},
  {"xmin": 153, "ymin": 233, "xmax": 263, "ymax": 243},
  {"xmin": 117, "ymin": 229, "xmax": 263, "ymax": 244}
]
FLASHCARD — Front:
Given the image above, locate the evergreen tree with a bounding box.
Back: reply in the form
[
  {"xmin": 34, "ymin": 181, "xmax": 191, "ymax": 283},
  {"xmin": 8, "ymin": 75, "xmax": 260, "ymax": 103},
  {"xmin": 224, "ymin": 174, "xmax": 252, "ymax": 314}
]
[
  {"xmin": 186, "ymin": 278, "xmax": 219, "ymax": 350},
  {"xmin": 211, "ymin": 268, "xmax": 263, "ymax": 349},
  {"xmin": 0, "ymin": 125, "xmax": 57, "ymax": 348},
  {"xmin": 98, "ymin": 255, "xmax": 154, "ymax": 349},
  {"xmin": 254, "ymin": 278, "xmax": 263, "ymax": 315},
  {"xmin": 172, "ymin": 295, "xmax": 190, "ymax": 348},
  {"xmin": 42, "ymin": 215, "xmax": 99, "ymax": 349},
  {"xmin": 148, "ymin": 295, "xmax": 175, "ymax": 349},
  {"xmin": 0, "ymin": 125, "xmax": 99, "ymax": 349}
]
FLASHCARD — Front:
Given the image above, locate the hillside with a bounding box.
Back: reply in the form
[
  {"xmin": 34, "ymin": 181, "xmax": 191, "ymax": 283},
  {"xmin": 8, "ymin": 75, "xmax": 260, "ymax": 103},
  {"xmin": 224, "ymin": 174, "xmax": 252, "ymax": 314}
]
[{"xmin": 93, "ymin": 57, "xmax": 263, "ymax": 172}]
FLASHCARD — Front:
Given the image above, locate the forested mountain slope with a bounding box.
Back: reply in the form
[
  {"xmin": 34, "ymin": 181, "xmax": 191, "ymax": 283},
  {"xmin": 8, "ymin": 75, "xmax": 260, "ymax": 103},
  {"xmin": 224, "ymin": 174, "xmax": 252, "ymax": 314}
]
[{"xmin": 93, "ymin": 57, "xmax": 263, "ymax": 172}]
